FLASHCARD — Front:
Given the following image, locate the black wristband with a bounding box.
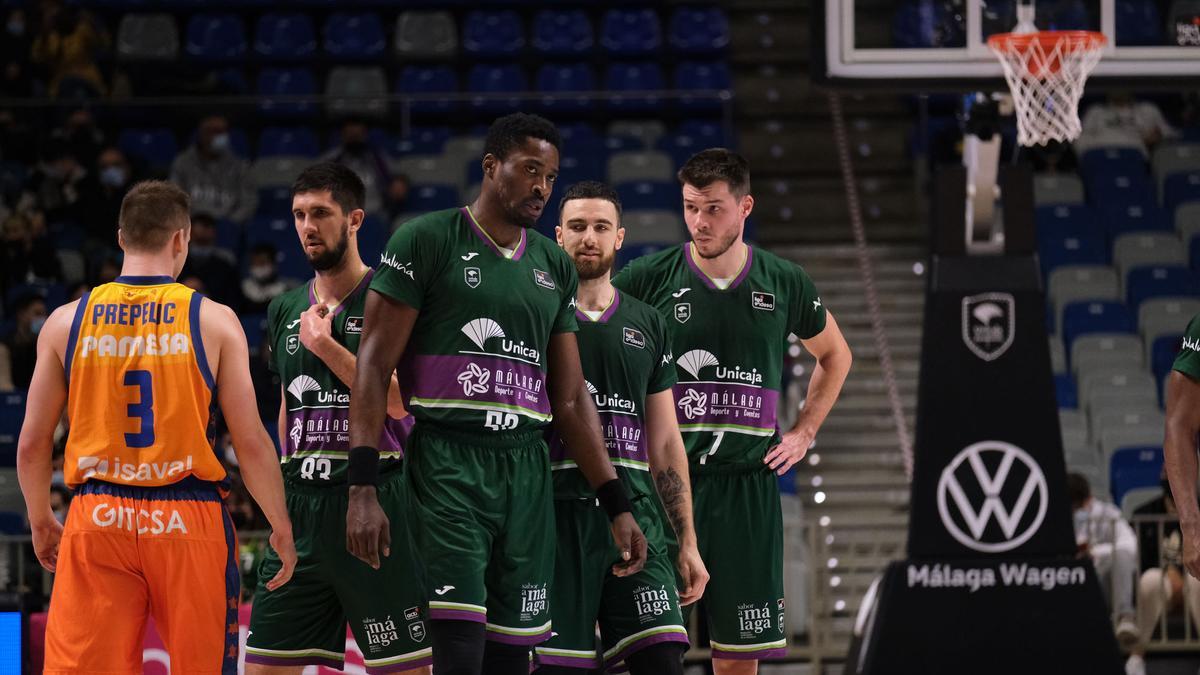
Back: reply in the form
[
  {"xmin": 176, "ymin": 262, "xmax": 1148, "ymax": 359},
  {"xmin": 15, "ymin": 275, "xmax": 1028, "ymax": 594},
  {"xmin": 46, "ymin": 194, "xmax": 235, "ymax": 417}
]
[
  {"xmin": 347, "ymin": 446, "xmax": 380, "ymax": 486},
  {"xmin": 596, "ymin": 479, "xmax": 632, "ymax": 521}
]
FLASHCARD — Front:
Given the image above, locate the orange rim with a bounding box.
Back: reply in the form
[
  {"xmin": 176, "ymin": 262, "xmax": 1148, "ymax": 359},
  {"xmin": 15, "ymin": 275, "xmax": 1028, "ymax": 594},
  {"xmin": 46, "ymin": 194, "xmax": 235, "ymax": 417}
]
[{"xmin": 987, "ymin": 30, "xmax": 1107, "ymax": 53}]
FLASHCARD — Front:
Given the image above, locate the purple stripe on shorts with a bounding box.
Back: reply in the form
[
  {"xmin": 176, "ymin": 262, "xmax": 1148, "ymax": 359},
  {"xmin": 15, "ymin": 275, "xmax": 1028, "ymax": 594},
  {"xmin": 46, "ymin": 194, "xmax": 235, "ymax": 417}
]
[
  {"xmin": 710, "ymin": 646, "xmax": 788, "ymax": 661},
  {"xmin": 244, "ymin": 653, "xmax": 345, "ymax": 670},
  {"xmin": 486, "ymin": 627, "xmax": 553, "ymax": 646},
  {"xmin": 364, "ymin": 654, "xmax": 435, "ymax": 674},
  {"xmin": 535, "ymin": 653, "xmax": 601, "ymax": 670},
  {"xmin": 603, "ymin": 630, "xmax": 691, "ymax": 669},
  {"xmin": 429, "ymin": 608, "xmax": 487, "ymax": 623}
]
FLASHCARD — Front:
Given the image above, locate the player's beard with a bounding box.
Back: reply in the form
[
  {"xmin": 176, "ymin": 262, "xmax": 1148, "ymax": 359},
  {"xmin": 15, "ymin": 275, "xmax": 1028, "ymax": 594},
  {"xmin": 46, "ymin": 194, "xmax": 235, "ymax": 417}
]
[
  {"xmin": 573, "ymin": 248, "xmax": 615, "ymax": 281},
  {"xmin": 306, "ymin": 225, "xmax": 350, "ymax": 272},
  {"xmin": 693, "ymin": 227, "xmax": 740, "ymax": 260}
]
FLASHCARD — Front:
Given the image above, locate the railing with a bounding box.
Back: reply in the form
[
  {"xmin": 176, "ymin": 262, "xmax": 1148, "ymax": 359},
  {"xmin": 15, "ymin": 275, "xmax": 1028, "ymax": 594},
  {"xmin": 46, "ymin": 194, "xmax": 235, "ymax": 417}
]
[{"xmin": 1127, "ymin": 514, "xmax": 1200, "ymax": 652}]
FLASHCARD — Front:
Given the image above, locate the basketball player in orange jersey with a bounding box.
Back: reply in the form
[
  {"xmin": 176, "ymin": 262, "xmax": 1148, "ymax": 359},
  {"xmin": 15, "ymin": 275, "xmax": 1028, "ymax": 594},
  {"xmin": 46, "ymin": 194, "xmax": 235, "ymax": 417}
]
[{"xmin": 16, "ymin": 180, "xmax": 297, "ymax": 674}]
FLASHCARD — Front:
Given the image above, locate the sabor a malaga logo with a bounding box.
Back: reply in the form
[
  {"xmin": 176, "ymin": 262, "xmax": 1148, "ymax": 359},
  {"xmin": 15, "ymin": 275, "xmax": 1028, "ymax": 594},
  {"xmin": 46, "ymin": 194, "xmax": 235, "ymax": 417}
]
[
  {"xmin": 937, "ymin": 441, "xmax": 1048, "ymax": 553},
  {"xmin": 961, "ymin": 293, "xmax": 1015, "ymax": 362}
]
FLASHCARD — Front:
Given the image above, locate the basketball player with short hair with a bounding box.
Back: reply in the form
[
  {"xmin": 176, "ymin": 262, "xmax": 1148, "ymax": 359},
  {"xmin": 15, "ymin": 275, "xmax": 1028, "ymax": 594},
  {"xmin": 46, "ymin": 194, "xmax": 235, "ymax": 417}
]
[
  {"xmin": 345, "ymin": 113, "xmax": 647, "ymax": 675},
  {"xmin": 534, "ymin": 180, "xmax": 709, "ymax": 675},
  {"xmin": 18, "ymin": 180, "xmax": 297, "ymax": 673},
  {"xmin": 613, "ymin": 149, "xmax": 852, "ymax": 674},
  {"xmin": 244, "ymin": 162, "xmax": 430, "ymax": 674},
  {"xmin": 1163, "ymin": 314, "xmax": 1200, "ymax": 581}
]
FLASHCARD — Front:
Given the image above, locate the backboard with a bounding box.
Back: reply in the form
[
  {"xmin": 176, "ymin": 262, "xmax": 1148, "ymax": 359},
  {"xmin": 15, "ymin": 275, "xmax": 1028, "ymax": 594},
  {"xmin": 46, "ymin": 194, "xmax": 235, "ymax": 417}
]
[{"xmin": 815, "ymin": 0, "xmax": 1200, "ymax": 91}]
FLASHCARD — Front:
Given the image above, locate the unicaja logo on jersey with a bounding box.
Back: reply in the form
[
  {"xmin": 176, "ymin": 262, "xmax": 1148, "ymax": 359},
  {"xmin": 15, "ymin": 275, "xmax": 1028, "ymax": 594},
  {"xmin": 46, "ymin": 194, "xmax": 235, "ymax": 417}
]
[
  {"xmin": 287, "ymin": 375, "xmax": 321, "ymax": 401},
  {"xmin": 586, "ymin": 379, "xmax": 637, "ymax": 414},
  {"xmin": 461, "ymin": 318, "xmax": 540, "ymax": 362},
  {"xmin": 677, "ymin": 350, "xmax": 719, "ymax": 379}
]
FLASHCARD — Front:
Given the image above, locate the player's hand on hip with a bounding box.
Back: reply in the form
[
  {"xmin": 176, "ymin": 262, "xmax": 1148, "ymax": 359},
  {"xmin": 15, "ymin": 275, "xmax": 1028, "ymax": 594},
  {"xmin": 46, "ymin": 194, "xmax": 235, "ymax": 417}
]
[
  {"xmin": 675, "ymin": 543, "xmax": 709, "ymax": 606},
  {"xmin": 347, "ymin": 485, "xmax": 391, "ymax": 570},
  {"xmin": 609, "ymin": 512, "xmax": 648, "ymax": 577},
  {"xmin": 266, "ymin": 525, "xmax": 297, "ymax": 590},
  {"xmin": 299, "ymin": 303, "xmax": 334, "ymax": 354},
  {"xmin": 764, "ymin": 427, "xmax": 816, "ymax": 476},
  {"xmin": 30, "ymin": 516, "xmax": 63, "ymax": 573}
]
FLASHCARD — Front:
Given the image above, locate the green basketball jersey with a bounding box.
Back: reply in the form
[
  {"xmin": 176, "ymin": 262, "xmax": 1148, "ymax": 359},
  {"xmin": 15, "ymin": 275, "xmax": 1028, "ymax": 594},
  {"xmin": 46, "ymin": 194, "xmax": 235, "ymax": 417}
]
[
  {"xmin": 266, "ymin": 269, "xmax": 409, "ymax": 485},
  {"xmin": 548, "ymin": 289, "xmax": 676, "ymax": 500},
  {"xmin": 612, "ymin": 243, "xmax": 827, "ymax": 469},
  {"xmin": 369, "ymin": 207, "xmax": 579, "ymax": 436},
  {"xmin": 1173, "ymin": 313, "xmax": 1200, "ymax": 380}
]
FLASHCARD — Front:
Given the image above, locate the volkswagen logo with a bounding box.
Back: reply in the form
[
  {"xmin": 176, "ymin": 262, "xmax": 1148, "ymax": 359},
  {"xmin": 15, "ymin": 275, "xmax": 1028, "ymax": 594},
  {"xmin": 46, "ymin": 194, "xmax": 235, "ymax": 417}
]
[{"xmin": 936, "ymin": 441, "xmax": 1048, "ymax": 553}]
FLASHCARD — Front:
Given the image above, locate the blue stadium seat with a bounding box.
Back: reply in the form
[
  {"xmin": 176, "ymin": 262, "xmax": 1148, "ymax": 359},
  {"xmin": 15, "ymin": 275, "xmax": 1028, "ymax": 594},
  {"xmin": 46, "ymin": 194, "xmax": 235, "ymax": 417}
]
[
  {"xmin": 257, "ymin": 186, "xmax": 293, "ymax": 218},
  {"xmin": 616, "ymin": 181, "xmax": 677, "ymax": 211},
  {"xmin": 1126, "ymin": 265, "xmax": 1199, "ymax": 308},
  {"xmin": 254, "ymin": 13, "xmax": 316, "ymax": 61},
  {"xmin": 117, "ymin": 128, "xmax": 178, "ymax": 170},
  {"xmin": 1085, "ymin": 172, "xmax": 1156, "ymax": 209},
  {"xmin": 678, "ymin": 120, "xmax": 730, "ymax": 147},
  {"xmin": 407, "ymin": 184, "xmax": 460, "ymax": 212},
  {"xmin": 391, "ymin": 126, "xmax": 452, "ymax": 156},
  {"xmin": 1036, "ymin": 204, "xmax": 1095, "ymax": 236},
  {"xmin": 1039, "ymin": 233, "xmax": 1109, "ymax": 278},
  {"xmin": 656, "ymin": 133, "xmax": 704, "ymax": 167},
  {"xmin": 1151, "ymin": 334, "xmax": 1183, "ymax": 382},
  {"xmin": 536, "ymin": 63, "xmax": 595, "ymax": 113},
  {"xmin": 0, "ymin": 512, "xmax": 24, "ymax": 535},
  {"xmin": 467, "ymin": 64, "xmax": 526, "ymax": 113},
  {"xmin": 1079, "ymin": 147, "xmax": 1147, "ymax": 181},
  {"xmin": 1115, "ymin": 0, "xmax": 1163, "ymax": 46},
  {"xmin": 396, "ymin": 66, "xmax": 459, "ymax": 116},
  {"xmin": 324, "ymin": 12, "xmax": 386, "ymax": 60},
  {"xmin": 1103, "ymin": 204, "xmax": 1170, "ymax": 238},
  {"xmin": 1054, "ymin": 373, "xmax": 1078, "ymax": 409},
  {"xmin": 559, "ymin": 123, "xmax": 600, "ymax": 146},
  {"xmin": 1061, "ymin": 301, "xmax": 1135, "ymax": 352},
  {"xmin": 0, "ymin": 391, "xmax": 24, "ymax": 450},
  {"xmin": 1164, "ymin": 171, "xmax": 1200, "ymax": 215},
  {"xmin": 601, "ymin": 8, "xmax": 662, "ymax": 56},
  {"xmin": 617, "ymin": 242, "xmax": 673, "ymax": 269},
  {"xmin": 240, "ymin": 314, "xmax": 268, "ymax": 354},
  {"xmin": 558, "ymin": 148, "xmax": 608, "ymax": 185},
  {"xmin": 462, "ymin": 10, "xmax": 524, "ymax": 56},
  {"xmin": 358, "ymin": 215, "xmax": 388, "ymax": 269},
  {"xmin": 184, "ymin": 14, "xmax": 246, "ymax": 62},
  {"xmin": 257, "ymin": 127, "xmax": 319, "ymax": 158},
  {"xmin": 675, "ymin": 61, "xmax": 731, "ymax": 111},
  {"xmin": 258, "ymin": 68, "xmax": 317, "ymax": 118},
  {"xmin": 605, "ymin": 63, "xmax": 666, "ymax": 113},
  {"xmin": 1110, "ymin": 446, "xmax": 1163, "ymax": 506},
  {"xmin": 668, "ymin": 7, "xmax": 730, "ymax": 54},
  {"xmin": 531, "ymin": 10, "xmax": 593, "ymax": 56}
]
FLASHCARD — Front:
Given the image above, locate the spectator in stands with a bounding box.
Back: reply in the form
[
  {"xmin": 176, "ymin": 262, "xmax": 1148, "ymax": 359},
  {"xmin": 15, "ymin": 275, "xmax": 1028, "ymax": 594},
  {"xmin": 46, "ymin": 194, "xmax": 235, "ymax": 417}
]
[
  {"xmin": 1069, "ymin": 473, "xmax": 1139, "ymax": 648},
  {"xmin": 324, "ymin": 119, "xmax": 405, "ymax": 217},
  {"xmin": 30, "ymin": 0, "xmax": 109, "ymax": 99},
  {"xmin": 1077, "ymin": 91, "xmax": 1180, "ymax": 156},
  {"xmin": 51, "ymin": 108, "xmax": 104, "ymax": 167},
  {"xmin": 1126, "ymin": 474, "xmax": 1200, "ymax": 675},
  {"xmin": 241, "ymin": 242, "xmax": 296, "ymax": 313},
  {"xmin": 0, "ymin": 210, "xmax": 61, "ymax": 292},
  {"xmin": 27, "ymin": 139, "xmax": 87, "ymax": 226},
  {"xmin": 170, "ymin": 115, "xmax": 256, "ymax": 225},
  {"xmin": 179, "ymin": 212, "xmax": 241, "ymax": 307},
  {"xmin": 77, "ymin": 145, "xmax": 133, "ymax": 251},
  {"xmin": 1, "ymin": 9, "xmax": 34, "ymax": 98},
  {"xmin": 2, "ymin": 292, "xmax": 46, "ymax": 389}
]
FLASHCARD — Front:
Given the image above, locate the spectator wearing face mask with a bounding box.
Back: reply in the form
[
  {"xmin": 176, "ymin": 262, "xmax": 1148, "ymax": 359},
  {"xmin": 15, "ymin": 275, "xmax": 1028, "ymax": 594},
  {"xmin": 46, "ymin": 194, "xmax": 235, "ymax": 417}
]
[
  {"xmin": 3, "ymin": 292, "xmax": 47, "ymax": 389},
  {"xmin": 169, "ymin": 115, "xmax": 256, "ymax": 225},
  {"xmin": 323, "ymin": 119, "xmax": 408, "ymax": 217},
  {"xmin": 78, "ymin": 145, "xmax": 134, "ymax": 251},
  {"xmin": 241, "ymin": 242, "xmax": 298, "ymax": 313},
  {"xmin": 179, "ymin": 212, "xmax": 242, "ymax": 307}
]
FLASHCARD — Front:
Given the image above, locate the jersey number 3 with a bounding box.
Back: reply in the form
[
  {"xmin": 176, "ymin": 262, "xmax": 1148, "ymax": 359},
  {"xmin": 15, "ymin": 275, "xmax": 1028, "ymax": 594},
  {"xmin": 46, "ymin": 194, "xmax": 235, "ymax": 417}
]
[{"xmin": 124, "ymin": 370, "xmax": 155, "ymax": 448}]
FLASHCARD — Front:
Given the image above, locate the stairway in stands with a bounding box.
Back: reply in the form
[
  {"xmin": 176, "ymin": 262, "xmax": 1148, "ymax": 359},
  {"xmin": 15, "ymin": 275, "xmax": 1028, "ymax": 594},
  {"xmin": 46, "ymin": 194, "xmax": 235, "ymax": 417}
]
[{"xmin": 725, "ymin": 0, "xmax": 927, "ymax": 658}]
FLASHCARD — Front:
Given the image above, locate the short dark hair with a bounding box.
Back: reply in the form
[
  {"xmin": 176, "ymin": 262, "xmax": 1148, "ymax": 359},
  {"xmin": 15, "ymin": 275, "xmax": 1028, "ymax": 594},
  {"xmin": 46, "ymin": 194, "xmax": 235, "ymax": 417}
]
[
  {"xmin": 558, "ymin": 181, "xmax": 622, "ymax": 222},
  {"xmin": 292, "ymin": 161, "xmax": 366, "ymax": 215},
  {"xmin": 483, "ymin": 113, "xmax": 562, "ymax": 162},
  {"xmin": 119, "ymin": 180, "xmax": 191, "ymax": 252},
  {"xmin": 677, "ymin": 148, "xmax": 751, "ymax": 197},
  {"xmin": 1067, "ymin": 472, "xmax": 1091, "ymax": 508}
]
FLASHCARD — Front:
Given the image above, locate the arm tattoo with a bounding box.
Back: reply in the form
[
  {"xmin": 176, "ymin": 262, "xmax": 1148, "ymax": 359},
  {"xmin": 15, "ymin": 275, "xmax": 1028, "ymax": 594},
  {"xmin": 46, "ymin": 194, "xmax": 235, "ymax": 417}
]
[{"xmin": 655, "ymin": 466, "xmax": 690, "ymax": 538}]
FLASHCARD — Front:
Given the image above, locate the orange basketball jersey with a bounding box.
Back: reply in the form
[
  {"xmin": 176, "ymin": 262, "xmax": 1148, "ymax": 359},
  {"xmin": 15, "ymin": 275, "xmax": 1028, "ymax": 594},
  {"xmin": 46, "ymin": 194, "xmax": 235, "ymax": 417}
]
[{"xmin": 63, "ymin": 275, "xmax": 225, "ymax": 488}]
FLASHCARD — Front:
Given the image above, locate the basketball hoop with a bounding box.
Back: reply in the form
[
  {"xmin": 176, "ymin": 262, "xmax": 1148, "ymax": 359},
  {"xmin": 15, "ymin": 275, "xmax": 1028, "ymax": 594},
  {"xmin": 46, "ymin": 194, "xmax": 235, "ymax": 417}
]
[{"xmin": 988, "ymin": 30, "xmax": 1106, "ymax": 146}]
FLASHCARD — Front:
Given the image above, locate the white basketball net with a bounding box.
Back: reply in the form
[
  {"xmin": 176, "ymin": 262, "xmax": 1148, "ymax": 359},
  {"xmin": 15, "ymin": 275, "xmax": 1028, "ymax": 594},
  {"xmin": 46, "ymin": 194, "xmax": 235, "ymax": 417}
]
[{"xmin": 989, "ymin": 33, "xmax": 1105, "ymax": 146}]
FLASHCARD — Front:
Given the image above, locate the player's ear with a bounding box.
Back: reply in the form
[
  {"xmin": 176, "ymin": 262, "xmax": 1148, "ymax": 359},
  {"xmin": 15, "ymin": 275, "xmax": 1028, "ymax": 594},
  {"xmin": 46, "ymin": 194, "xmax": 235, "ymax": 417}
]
[
  {"xmin": 615, "ymin": 225, "xmax": 625, "ymax": 251},
  {"xmin": 554, "ymin": 225, "xmax": 564, "ymax": 247},
  {"xmin": 348, "ymin": 208, "xmax": 365, "ymax": 234},
  {"xmin": 740, "ymin": 193, "xmax": 755, "ymax": 219},
  {"xmin": 482, "ymin": 154, "xmax": 497, "ymax": 180}
]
